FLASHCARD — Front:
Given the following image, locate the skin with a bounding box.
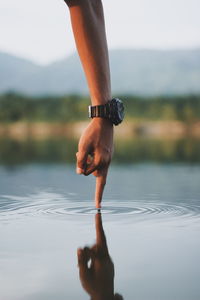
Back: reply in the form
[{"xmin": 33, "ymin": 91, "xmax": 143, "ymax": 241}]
[
  {"xmin": 77, "ymin": 213, "xmax": 124, "ymax": 300},
  {"xmin": 64, "ymin": 0, "xmax": 113, "ymax": 208}
]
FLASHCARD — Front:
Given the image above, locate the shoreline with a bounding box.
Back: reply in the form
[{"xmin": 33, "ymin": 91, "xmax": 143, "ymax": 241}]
[{"xmin": 0, "ymin": 120, "xmax": 200, "ymax": 140}]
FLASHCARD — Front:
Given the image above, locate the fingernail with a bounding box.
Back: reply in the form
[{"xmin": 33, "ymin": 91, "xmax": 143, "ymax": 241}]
[{"xmin": 76, "ymin": 167, "xmax": 83, "ymax": 174}]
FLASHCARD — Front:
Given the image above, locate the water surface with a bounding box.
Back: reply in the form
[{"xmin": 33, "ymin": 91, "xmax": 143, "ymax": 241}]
[{"xmin": 0, "ymin": 164, "xmax": 200, "ymax": 300}]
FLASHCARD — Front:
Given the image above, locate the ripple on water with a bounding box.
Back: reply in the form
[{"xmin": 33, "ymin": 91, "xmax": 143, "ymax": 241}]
[{"xmin": 0, "ymin": 192, "xmax": 200, "ymax": 223}]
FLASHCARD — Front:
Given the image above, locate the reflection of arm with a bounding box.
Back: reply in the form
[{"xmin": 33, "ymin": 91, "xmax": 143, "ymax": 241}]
[
  {"xmin": 91, "ymin": 295, "xmax": 123, "ymax": 300},
  {"xmin": 64, "ymin": 0, "xmax": 111, "ymax": 106},
  {"xmin": 77, "ymin": 214, "xmax": 124, "ymax": 300},
  {"xmin": 91, "ymin": 294, "xmax": 123, "ymax": 300},
  {"xmin": 93, "ymin": 214, "xmax": 124, "ymax": 300}
]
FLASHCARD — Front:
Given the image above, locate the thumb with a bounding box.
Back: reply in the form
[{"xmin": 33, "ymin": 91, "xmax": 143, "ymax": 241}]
[{"xmin": 76, "ymin": 151, "xmax": 88, "ymax": 174}]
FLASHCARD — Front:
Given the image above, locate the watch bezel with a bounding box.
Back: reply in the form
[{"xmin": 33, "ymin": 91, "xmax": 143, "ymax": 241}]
[{"xmin": 109, "ymin": 98, "xmax": 124, "ymax": 125}]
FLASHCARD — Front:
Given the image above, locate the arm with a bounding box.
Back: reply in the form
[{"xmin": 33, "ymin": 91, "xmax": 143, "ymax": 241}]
[
  {"xmin": 64, "ymin": 0, "xmax": 113, "ymax": 208},
  {"xmin": 65, "ymin": 0, "xmax": 111, "ymax": 105}
]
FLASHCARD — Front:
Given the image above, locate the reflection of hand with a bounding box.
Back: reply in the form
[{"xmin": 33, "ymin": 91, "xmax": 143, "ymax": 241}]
[
  {"xmin": 76, "ymin": 118, "xmax": 113, "ymax": 208},
  {"xmin": 77, "ymin": 213, "xmax": 123, "ymax": 300},
  {"xmin": 77, "ymin": 213, "xmax": 114, "ymax": 299}
]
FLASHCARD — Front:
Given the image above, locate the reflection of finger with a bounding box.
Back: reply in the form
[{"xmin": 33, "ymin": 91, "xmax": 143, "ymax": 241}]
[
  {"xmin": 95, "ymin": 167, "xmax": 108, "ymax": 208},
  {"xmin": 77, "ymin": 248, "xmax": 90, "ymax": 279},
  {"xmin": 95, "ymin": 213, "xmax": 108, "ymax": 250},
  {"xmin": 76, "ymin": 151, "xmax": 88, "ymax": 174},
  {"xmin": 77, "ymin": 248, "xmax": 87, "ymax": 267}
]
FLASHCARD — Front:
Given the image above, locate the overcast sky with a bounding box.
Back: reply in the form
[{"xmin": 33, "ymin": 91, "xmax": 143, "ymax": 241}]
[{"xmin": 0, "ymin": 0, "xmax": 200, "ymax": 65}]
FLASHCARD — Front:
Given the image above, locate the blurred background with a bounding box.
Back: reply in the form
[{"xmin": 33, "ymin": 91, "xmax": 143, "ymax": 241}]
[
  {"xmin": 0, "ymin": 0, "xmax": 200, "ymax": 166},
  {"xmin": 1, "ymin": 3, "xmax": 200, "ymax": 299}
]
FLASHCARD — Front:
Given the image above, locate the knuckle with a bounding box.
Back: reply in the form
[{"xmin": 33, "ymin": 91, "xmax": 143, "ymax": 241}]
[
  {"xmin": 93, "ymin": 148, "xmax": 112, "ymax": 170},
  {"xmin": 95, "ymin": 152, "xmax": 111, "ymax": 166}
]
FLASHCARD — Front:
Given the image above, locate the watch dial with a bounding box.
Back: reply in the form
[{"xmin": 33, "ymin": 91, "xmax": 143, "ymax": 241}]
[
  {"xmin": 117, "ymin": 100, "xmax": 125, "ymax": 121},
  {"xmin": 110, "ymin": 98, "xmax": 125, "ymax": 125}
]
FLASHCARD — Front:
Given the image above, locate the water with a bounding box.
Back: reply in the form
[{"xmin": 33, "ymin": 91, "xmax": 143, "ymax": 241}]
[{"xmin": 0, "ymin": 164, "xmax": 200, "ymax": 300}]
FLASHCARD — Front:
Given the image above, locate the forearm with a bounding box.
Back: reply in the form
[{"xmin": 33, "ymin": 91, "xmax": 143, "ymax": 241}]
[{"xmin": 65, "ymin": 0, "xmax": 111, "ymax": 105}]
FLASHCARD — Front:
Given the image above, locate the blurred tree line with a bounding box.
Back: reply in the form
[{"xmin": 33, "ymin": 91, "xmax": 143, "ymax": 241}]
[
  {"xmin": 0, "ymin": 92, "xmax": 200, "ymax": 123},
  {"xmin": 1, "ymin": 137, "xmax": 200, "ymax": 165}
]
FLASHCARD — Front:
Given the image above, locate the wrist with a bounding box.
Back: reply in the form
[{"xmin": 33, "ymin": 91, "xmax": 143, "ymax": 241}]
[
  {"xmin": 91, "ymin": 117, "xmax": 113, "ymax": 128},
  {"xmin": 91, "ymin": 94, "xmax": 111, "ymax": 106},
  {"xmin": 91, "ymin": 293, "xmax": 115, "ymax": 300}
]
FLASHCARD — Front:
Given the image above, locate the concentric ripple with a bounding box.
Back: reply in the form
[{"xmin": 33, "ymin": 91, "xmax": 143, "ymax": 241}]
[{"xmin": 0, "ymin": 192, "xmax": 200, "ymax": 223}]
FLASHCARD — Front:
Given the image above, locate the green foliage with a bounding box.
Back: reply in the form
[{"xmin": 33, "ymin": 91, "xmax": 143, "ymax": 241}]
[
  {"xmin": 123, "ymin": 94, "xmax": 200, "ymax": 121},
  {"xmin": 0, "ymin": 92, "xmax": 200, "ymax": 122},
  {"xmin": 1, "ymin": 137, "xmax": 200, "ymax": 165}
]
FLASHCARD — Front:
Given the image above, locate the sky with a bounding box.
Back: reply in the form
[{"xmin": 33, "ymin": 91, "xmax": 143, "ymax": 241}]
[{"xmin": 0, "ymin": 0, "xmax": 200, "ymax": 65}]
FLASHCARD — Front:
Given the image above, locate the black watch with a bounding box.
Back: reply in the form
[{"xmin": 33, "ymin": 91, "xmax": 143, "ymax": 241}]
[{"xmin": 88, "ymin": 98, "xmax": 124, "ymax": 125}]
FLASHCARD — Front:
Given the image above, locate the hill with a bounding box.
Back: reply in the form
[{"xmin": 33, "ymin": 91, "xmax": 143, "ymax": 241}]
[{"xmin": 0, "ymin": 49, "xmax": 200, "ymax": 96}]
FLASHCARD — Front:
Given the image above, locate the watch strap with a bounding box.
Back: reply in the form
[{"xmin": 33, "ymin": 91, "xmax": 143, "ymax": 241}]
[{"xmin": 88, "ymin": 103, "xmax": 110, "ymax": 118}]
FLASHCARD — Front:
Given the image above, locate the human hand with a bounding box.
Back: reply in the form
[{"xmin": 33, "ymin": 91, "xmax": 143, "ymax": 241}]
[
  {"xmin": 76, "ymin": 118, "xmax": 113, "ymax": 208},
  {"xmin": 77, "ymin": 213, "xmax": 114, "ymax": 300}
]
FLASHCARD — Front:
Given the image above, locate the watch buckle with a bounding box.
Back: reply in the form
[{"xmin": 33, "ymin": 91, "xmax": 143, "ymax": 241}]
[{"xmin": 88, "ymin": 105, "xmax": 92, "ymax": 118}]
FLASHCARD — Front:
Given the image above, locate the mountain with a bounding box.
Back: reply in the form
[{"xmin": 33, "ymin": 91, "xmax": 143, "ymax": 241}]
[
  {"xmin": 0, "ymin": 52, "xmax": 41, "ymax": 92},
  {"xmin": 0, "ymin": 49, "xmax": 200, "ymax": 96}
]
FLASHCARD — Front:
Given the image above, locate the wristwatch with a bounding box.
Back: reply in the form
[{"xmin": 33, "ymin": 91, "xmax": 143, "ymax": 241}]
[{"xmin": 88, "ymin": 98, "xmax": 124, "ymax": 125}]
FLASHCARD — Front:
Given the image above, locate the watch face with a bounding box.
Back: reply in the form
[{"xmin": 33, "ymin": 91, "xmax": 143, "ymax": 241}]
[
  {"xmin": 110, "ymin": 98, "xmax": 125, "ymax": 125},
  {"xmin": 116, "ymin": 99, "xmax": 125, "ymax": 121}
]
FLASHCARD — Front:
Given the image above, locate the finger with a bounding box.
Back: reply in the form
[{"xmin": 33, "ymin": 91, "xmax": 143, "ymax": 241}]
[
  {"xmin": 84, "ymin": 154, "xmax": 98, "ymax": 176},
  {"xmin": 77, "ymin": 247, "xmax": 91, "ymax": 279},
  {"xmin": 86, "ymin": 246, "xmax": 96, "ymax": 267},
  {"xmin": 84, "ymin": 163, "xmax": 98, "ymax": 176},
  {"xmin": 76, "ymin": 151, "xmax": 89, "ymax": 174},
  {"xmin": 77, "ymin": 247, "xmax": 89, "ymax": 267},
  {"xmin": 95, "ymin": 213, "xmax": 108, "ymax": 251},
  {"xmin": 95, "ymin": 167, "xmax": 108, "ymax": 209}
]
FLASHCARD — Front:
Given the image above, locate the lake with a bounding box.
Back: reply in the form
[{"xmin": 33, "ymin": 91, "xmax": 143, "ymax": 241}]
[{"xmin": 0, "ymin": 159, "xmax": 200, "ymax": 300}]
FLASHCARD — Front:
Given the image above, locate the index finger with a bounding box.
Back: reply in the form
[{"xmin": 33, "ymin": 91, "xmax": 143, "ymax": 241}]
[
  {"xmin": 95, "ymin": 213, "xmax": 108, "ymax": 251},
  {"xmin": 95, "ymin": 167, "xmax": 108, "ymax": 209}
]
